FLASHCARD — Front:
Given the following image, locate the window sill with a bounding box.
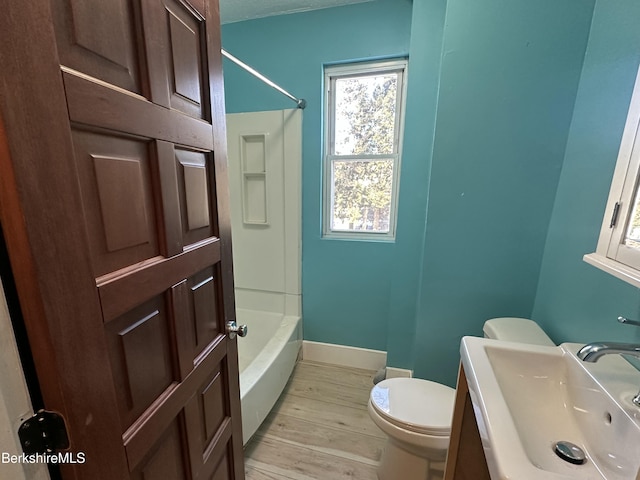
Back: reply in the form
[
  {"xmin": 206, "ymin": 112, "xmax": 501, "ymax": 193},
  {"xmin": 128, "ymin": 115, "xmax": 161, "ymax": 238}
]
[
  {"xmin": 583, "ymin": 252, "xmax": 640, "ymax": 289},
  {"xmin": 322, "ymin": 232, "xmax": 396, "ymax": 243}
]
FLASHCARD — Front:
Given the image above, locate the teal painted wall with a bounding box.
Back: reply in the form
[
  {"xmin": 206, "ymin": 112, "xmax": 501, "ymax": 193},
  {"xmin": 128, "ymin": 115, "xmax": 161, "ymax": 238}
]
[
  {"xmin": 532, "ymin": 0, "xmax": 640, "ymax": 345},
  {"xmin": 412, "ymin": 0, "xmax": 594, "ymax": 385},
  {"xmin": 385, "ymin": 0, "xmax": 447, "ymax": 369},
  {"xmin": 223, "ymin": 0, "xmax": 640, "ymax": 386},
  {"xmin": 222, "ymin": 0, "xmax": 414, "ymax": 351}
]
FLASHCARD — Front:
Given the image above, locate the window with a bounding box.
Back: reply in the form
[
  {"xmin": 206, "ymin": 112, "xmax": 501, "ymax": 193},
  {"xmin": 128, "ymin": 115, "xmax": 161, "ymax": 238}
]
[
  {"xmin": 585, "ymin": 65, "xmax": 640, "ymax": 287},
  {"xmin": 323, "ymin": 59, "xmax": 407, "ymax": 240}
]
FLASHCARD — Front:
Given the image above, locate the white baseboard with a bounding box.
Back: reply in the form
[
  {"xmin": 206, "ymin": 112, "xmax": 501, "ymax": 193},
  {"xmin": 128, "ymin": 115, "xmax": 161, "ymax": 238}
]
[
  {"xmin": 301, "ymin": 341, "xmax": 414, "ymax": 378},
  {"xmin": 385, "ymin": 367, "xmax": 413, "ymax": 378},
  {"xmin": 302, "ymin": 341, "xmax": 386, "ymax": 371}
]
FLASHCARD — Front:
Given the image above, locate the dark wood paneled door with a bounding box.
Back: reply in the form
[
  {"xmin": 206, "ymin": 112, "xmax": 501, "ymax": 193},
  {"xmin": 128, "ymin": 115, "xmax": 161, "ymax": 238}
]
[{"xmin": 0, "ymin": 1, "xmax": 244, "ymax": 479}]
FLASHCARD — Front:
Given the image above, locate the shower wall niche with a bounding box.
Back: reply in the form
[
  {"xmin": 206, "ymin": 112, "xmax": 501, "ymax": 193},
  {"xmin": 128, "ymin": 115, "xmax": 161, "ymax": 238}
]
[{"xmin": 239, "ymin": 134, "xmax": 268, "ymax": 225}]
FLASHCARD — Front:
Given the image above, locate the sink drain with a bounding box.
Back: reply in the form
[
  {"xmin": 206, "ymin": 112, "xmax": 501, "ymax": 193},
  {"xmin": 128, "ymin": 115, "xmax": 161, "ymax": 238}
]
[{"xmin": 554, "ymin": 441, "xmax": 586, "ymax": 465}]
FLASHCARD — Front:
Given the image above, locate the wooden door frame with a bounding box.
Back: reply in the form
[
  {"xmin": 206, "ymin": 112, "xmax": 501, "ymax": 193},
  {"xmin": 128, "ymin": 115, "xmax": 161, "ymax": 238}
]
[{"xmin": 0, "ymin": 1, "xmax": 242, "ymax": 478}]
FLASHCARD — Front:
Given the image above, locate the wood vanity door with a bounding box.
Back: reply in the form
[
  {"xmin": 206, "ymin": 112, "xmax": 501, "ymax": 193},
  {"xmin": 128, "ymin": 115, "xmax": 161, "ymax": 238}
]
[
  {"xmin": 444, "ymin": 366, "xmax": 491, "ymax": 480},
  {"xmin": 0, "ymin": 1, "xmax": 244, "ymax": 479}
]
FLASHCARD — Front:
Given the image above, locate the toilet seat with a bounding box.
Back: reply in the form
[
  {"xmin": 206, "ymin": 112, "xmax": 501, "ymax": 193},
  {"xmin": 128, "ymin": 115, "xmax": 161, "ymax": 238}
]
[{"xmin": 370, "ymin": 378, "xmax": 455, "ymax": 436}]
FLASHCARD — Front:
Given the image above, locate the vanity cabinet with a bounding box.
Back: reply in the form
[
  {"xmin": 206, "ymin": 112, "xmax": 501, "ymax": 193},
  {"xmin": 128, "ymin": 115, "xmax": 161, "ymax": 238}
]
[{"xmin": 443, "ymin": 364, "xmax": 492, "ymax": 480}]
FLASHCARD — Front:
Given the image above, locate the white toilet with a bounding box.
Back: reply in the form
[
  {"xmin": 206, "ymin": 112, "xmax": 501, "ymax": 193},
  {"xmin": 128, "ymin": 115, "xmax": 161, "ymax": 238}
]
[{"xmin": 368, "ymin": 317, "xmax": 554, "ymax": 480}]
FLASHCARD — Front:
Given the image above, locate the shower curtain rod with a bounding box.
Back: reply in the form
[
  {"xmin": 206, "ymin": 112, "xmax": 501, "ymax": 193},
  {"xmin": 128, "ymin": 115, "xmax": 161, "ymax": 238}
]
[{"xmin": 221, "ymin": 49, "xmax": 306, "ymax": 109}]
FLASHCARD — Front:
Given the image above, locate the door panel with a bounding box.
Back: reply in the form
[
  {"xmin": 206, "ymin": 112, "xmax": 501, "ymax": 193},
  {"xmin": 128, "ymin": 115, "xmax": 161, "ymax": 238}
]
[
  {"xmin": 72, "ymin": 128, "xmax": 160, "ymax": 276},
  {"xmin": 0, "ymin": 1, "xmax": 243, "ymax": 479},
  {"xmin": 141, "ymin": 0, "xmax": 209, "ymax": 118},
  {"xmin": 51, "ymin": 0, "xmax": 142, "ymax": 94},
  {"xmin": 186, "ymin": 268, "xmax": 222, "ymax": 360},
  {"xmin": 176, "ymin": 148, "xmax": 217, "ymax": 245},
  {"xmin": 105, "ymin": 295, "xmax": 174, "ymax": 431},
  {"xmin": 210, "ymin": 457, "xmax": 232, "ymax": 480},
  {"xmin": 184, "ymin": 366, "xmax": 231, "ymax": 471},
  {"xmin": 132, "ymin": 418, "xmax": 190, "ymax": 480}
]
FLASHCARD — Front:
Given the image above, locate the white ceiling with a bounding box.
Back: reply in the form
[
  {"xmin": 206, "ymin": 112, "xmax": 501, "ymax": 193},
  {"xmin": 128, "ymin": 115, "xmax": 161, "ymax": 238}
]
[{"xmin": 219, "ymin": 0, "xmax": 376, "ymax": 24}]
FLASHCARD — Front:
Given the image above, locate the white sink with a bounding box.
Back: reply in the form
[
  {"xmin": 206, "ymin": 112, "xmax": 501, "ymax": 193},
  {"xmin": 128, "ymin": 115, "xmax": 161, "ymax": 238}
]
[{"xmin": 460, "ymin": 336, "xmax": 640, "ymax": 479}]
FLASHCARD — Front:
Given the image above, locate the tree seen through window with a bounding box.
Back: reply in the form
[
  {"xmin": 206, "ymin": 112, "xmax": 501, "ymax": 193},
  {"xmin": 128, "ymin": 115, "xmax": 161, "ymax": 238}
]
[{"xmin": 331, "ymin": 72, "xmax": 398, "ymax": 232}]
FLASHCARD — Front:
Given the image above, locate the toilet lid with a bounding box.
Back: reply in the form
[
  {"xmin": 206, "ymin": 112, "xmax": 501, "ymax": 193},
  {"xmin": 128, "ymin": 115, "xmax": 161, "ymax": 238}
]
[{"xmin": 370, "ymin": 378, "xmax": 455, "ymax": 436}]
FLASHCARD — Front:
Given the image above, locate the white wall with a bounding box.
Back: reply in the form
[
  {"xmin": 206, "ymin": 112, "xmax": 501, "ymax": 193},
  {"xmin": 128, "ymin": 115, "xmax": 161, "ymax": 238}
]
[{"xmin": 0, "ymin": 276, "xmax": 49, "ymax": 480}]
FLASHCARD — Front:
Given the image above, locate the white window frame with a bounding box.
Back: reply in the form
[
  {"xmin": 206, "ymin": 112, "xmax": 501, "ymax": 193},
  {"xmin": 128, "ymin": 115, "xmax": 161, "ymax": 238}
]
[
  {"xmin": 322, "ymin": 59, "xmax": 408, "ymax": 241},
  {"xmin": 585, "ymin": 64, "xmax": 640, "ymax": 287}
]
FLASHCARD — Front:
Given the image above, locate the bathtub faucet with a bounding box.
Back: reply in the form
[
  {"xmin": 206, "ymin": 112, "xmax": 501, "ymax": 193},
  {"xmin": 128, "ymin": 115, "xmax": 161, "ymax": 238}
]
[{"xmin": 577, "ymin": 342, "xmax": 640, "ymax": 407}]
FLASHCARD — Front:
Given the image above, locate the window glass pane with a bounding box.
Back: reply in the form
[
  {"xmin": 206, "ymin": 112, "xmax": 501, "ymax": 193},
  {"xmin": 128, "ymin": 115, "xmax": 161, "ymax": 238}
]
[
  {"xmin": 625, "ymin": 184, "xmax": 640, "ymax": 248},
  {"xmin": 331, "ymin": 159, "xmax": 393, "ymax": 232},
  {"xmin": 334, "ymin": 73, "xmax": 398, "ymax": 156}
]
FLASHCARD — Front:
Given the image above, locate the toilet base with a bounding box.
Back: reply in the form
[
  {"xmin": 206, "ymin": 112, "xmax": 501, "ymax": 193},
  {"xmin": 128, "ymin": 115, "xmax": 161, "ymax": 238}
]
[{"xmin": 376, "ymin": 438, "xmax": 445, "ymax": 480}]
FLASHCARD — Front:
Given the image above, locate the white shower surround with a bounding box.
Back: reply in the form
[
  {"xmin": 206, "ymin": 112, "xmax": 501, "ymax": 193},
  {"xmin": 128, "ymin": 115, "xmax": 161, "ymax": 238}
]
[{"xmin": 226, "ymin": 109, "xmax": 303, "ymax": 444}]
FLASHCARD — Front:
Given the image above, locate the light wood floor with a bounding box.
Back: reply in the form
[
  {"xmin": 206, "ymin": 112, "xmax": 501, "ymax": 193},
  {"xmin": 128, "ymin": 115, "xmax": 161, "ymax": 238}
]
[{"xmin": 244, "ymin": 361, "xmax": 384, "ymax": 480}]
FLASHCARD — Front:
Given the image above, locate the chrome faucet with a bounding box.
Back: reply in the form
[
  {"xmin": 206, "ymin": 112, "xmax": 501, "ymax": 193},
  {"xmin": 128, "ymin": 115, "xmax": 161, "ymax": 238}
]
[
  {"xmin": 577, "ymin": 342, "xmax": 640, "ymax": 407},
  {"xmin": 577, "ymin": 342, "xmax": 640, "ymax": 362}
]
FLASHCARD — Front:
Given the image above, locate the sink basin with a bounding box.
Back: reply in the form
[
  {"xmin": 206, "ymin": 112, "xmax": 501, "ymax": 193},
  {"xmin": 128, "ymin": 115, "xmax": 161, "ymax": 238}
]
[{"xmin": 460, "ymin": 336, "xmax": 640, "ymax": 479}]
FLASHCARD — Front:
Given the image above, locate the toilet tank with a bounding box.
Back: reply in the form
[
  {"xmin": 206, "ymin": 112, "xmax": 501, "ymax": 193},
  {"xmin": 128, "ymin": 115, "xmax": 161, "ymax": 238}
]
[{"xmin": 483, "ymin": 317, "xmax": 554, "ymax": 346}]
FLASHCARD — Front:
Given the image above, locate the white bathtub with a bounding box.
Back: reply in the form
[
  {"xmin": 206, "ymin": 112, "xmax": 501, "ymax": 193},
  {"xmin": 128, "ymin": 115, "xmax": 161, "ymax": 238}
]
[{"xmin": 237, "ymin": 308, "xmax": 302, "ymax": 445}]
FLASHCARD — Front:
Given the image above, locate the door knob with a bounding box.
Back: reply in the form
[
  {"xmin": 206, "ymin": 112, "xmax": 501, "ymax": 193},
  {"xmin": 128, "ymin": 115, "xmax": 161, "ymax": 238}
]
[{"xmin": 226, "ymin": 321, "xmax": 247, "ymax": 339}]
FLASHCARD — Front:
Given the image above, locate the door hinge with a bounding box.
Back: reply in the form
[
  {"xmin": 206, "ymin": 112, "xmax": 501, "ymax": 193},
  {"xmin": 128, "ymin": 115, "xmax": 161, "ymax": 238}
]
[
  {"xmin": 610, "ymin": 202, "xmax": 621, "ymax": 228},
  {"xmin": 18, "ymin": 410, "xmax": 69, "ymax": 454}
]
